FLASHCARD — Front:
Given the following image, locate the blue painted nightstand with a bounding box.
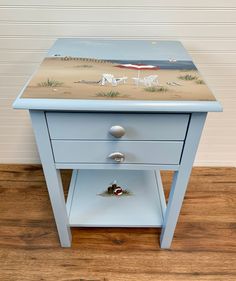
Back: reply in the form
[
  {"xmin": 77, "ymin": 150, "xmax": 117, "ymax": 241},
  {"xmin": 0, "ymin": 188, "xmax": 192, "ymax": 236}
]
[{"xmin": 13, "ymin": 39, "xmax": 222, "ymax": 248}]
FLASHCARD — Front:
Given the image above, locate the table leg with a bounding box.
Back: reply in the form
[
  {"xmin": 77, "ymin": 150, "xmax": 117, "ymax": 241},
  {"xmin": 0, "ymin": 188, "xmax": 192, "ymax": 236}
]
[
  {"xmin": 30, "ymin": 110, "xmax": 72, "ymax": 247},
  {"xmin": 160, "ymin": 113, "xmax": 207, "ymax": 248}
]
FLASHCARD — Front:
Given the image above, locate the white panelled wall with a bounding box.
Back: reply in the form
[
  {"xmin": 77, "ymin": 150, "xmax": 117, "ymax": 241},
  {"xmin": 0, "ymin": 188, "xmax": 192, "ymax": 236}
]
[{"xmin": 0, "ymin": 0, "xmax": 235, "ymax": 166}]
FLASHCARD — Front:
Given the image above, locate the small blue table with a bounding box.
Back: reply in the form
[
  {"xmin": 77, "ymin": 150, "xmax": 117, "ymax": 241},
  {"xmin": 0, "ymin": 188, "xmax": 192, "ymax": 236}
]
[{"xmin": 13, "ymin": 39, "xmax": 222, "ymax": 248}]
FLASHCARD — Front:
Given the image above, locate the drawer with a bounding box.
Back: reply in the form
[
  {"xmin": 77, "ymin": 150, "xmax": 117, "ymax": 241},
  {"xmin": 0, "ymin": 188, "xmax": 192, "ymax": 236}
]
[
  {"xmin": 51, "ymin": 140, "xmax": 183, "ymax": 165},
  {"xmin": 46, "ymin": 113, "xmax": 189, "ymax": 141}
]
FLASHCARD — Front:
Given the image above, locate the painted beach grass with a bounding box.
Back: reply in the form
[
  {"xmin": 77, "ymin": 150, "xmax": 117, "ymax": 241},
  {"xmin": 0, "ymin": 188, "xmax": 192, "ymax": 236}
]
[
  {"xmin": 96, "ymin": 91, "xmax": 121, "ymax": 97},
  {"xmin": 195, "ymin": 79, "xmax": 205, "ymax": 84},
  {"xmin": 178, "ymin": 74, "xmax": 198, "ymax": 81},
  {"xmin": 145, "ymin": 86, "xmax": 168, "ymax": 92},
  {"xmin": 37, "ymin": 78, "xmax": 63, "ymax": 87}
]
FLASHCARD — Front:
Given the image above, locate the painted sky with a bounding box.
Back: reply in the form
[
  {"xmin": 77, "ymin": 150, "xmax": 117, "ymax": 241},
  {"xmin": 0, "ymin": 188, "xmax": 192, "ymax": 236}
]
[{"xmin": 47, "ymin": 39, "xmax": 193, "ymax": 61}]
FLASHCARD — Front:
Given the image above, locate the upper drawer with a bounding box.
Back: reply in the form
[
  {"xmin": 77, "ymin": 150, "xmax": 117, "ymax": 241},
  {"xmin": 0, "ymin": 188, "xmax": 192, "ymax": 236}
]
[{"xmin": 46, "ymin": 113, "xmax": 189, "ymax": 141}]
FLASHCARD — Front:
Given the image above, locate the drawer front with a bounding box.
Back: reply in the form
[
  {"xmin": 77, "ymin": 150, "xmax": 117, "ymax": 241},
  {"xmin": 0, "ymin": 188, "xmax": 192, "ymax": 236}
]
[
  {"xmin": 46, "ymin": 113, "xmax": 189, "ymax": 141},
  {"xmin": 51, "ymin": 140, "xmax": 183, "ymax": 165}
]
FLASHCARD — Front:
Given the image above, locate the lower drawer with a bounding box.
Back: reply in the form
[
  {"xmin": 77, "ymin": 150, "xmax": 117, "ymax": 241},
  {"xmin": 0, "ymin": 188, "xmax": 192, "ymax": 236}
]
[{"xmin": 51, "ymin": 140, "xmax": 183, "ymax": 165}]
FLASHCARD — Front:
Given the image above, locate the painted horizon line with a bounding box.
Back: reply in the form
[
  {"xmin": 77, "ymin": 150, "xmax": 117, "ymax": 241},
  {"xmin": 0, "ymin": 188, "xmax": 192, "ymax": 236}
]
[{"xmin": 48, "ymin": 56, "xmax": 197, "ymax": 70}]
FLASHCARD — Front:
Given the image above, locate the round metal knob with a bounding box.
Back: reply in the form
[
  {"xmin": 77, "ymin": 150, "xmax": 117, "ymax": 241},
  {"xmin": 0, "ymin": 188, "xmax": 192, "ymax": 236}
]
[
  {"xmin": 109, "ymin": 125, "xmax": 125, "ymax": 138},
  {"xmin": 108, "ymin": 152, "xmax": 125, "ymax": 163}
]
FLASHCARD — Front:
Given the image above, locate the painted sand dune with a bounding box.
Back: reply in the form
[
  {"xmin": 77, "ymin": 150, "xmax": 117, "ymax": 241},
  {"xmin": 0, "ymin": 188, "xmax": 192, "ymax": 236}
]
[{"xmin": 22, "ymin": 57, "xmax": 215, "ymax": 101}]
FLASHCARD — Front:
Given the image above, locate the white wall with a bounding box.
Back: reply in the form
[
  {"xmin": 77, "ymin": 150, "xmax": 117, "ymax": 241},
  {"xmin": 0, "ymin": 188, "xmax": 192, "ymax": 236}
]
[{"xmin": 0, "ymin": 0, "xmax": 235, "ymax": 166}]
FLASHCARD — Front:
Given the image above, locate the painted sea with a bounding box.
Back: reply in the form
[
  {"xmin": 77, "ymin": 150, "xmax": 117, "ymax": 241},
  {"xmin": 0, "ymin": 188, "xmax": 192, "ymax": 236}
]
[{"xmin": 107, "ymin": 60, "xmax": 197, "ymax": 70}]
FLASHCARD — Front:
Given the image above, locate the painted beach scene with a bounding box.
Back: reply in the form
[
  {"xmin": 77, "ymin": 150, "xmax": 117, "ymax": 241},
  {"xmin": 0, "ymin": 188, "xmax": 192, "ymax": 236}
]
[{"xmin": 22, "ymin": 39, "xmax": 215, "ymax": 101}]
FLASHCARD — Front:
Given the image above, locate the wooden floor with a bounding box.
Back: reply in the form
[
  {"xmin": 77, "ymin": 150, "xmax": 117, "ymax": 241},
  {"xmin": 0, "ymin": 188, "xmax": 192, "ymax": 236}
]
[{"xmin": 0, "ymin": 165, "xmax": 235, "ymax": 281}]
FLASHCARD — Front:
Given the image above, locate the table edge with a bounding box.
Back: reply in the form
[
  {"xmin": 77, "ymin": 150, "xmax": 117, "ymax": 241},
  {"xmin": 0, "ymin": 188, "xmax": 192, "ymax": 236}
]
[{"xmin": 13, "ymin": 96, "xmax": 222, "ymax": 112}]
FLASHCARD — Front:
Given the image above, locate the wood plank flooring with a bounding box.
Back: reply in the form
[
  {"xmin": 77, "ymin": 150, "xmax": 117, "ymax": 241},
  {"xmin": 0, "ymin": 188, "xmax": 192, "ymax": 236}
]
[{"xmin": 0, "ymin": 165, "xmax": 235, "ymax": 281}]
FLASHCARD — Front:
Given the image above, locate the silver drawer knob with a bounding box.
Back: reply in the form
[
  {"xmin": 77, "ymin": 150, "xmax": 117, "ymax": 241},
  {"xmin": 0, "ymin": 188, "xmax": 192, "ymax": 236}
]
[
  {"xmin": 108, "ymin": 152, "xmax": 125, "ymax": 163},
  {"xmin": 109, "ymin": 125, "xmax": 125, "ymax": 138}
]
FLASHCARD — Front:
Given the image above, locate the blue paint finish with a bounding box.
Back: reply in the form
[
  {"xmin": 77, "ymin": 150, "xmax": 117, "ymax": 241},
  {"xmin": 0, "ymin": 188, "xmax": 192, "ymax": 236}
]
[
  {"xmin": 30, "ymin": 110, "xmax": 72, "ymax": 247},
  {"xmin": 51, "ymin": 140, "xmax": 184, "ymax": 165},
  {"xmin": 46, "ymin": 112, "xmax": 190, "ymax": 140},
  {"xmin": 13, "ymin": 97, "xmax": 222, "ymax": 112},
  {"xmin": 160, "ymin": 113, "xmax": 207, "ymax": 248},
  {"xmin": 13, "ymin": 39, "xmax": 222, "ymax": 249}
]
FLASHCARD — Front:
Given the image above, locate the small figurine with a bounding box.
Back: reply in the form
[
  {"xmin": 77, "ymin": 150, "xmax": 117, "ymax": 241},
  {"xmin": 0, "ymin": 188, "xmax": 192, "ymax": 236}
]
[
  {"xmin": 107, "ymin": 181, "xmax": 123, "ymax": 196},
  {"xmin": 98, "ymin": 180, "xmax": 132, "ymax": 197}
]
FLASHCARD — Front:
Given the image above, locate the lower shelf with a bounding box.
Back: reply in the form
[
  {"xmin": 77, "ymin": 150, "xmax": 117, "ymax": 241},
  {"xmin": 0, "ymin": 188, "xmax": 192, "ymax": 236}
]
[{"xmin": 66, "ymin": 169, "xmax": 166, "ymax": 227}]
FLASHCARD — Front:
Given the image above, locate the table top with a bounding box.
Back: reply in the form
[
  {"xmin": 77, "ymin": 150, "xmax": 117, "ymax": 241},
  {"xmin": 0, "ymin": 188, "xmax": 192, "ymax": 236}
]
[{"xmin": 13, "ymin": 39, "xmax": 222, "ymax": 112}]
